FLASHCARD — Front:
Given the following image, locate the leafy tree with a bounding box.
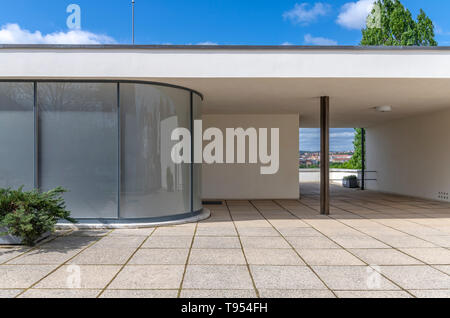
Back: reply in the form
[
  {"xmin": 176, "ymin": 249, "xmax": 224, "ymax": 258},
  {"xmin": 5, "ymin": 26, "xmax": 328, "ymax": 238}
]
[
  {"xmin": 348, "ymin": 128, "xmax": 364, "ymax": 170},
  {"xmin": 361, "ymin": 0, "xmax": 437, "ymax": 46}
]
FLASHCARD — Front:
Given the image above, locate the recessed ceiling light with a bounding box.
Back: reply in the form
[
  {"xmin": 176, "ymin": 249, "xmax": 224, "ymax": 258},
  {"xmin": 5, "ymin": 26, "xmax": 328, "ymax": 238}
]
[{"xmin": 374, "ymin": 105, "xmax": 392, "ymax": 113}]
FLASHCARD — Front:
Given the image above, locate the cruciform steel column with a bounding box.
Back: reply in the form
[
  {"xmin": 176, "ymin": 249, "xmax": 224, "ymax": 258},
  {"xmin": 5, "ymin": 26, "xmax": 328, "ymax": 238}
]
[
  {"xmin": 361, "ymin": 128, "xmax": 365, "ymax": 191},
  {"xmin": 320, "ymin": 96, "xmax": 330, "ymax": 215}
]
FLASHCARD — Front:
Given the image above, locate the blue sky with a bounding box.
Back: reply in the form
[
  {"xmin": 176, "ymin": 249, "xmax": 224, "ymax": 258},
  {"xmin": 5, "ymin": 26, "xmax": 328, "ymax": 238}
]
[
  {"xmin": 0, "ymin": 1, "xmax": 447, "ymax": 151},
  {"xmin": 300, "ymin": 128, "xmax": 356, "ymax": 152},
  {"xmin": 1, "ymin": 0, "xmax": 449, "ymax": 45}
]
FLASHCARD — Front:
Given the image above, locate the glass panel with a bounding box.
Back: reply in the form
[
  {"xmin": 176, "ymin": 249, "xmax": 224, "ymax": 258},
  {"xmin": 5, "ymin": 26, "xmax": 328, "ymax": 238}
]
[
  {"xmin": 120, "ymin": 84, "xmax": 191, "ymax": 218},
  {"xmin": 192, "ymin": 93, "xmax": 203, "ymax": 212},
  {"xmin": 0, "ymin": 82, "xmax": 34, "ymax": 190},
  {"xmin": 38, "ymin": 83, "xmax": 118, "ymax": 219}
]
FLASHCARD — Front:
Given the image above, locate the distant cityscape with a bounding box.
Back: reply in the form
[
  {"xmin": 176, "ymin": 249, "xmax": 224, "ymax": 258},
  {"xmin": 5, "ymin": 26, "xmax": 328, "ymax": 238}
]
[{"xmin": 299, "ymin": 151, "xmax": 354, "ymax": 168}]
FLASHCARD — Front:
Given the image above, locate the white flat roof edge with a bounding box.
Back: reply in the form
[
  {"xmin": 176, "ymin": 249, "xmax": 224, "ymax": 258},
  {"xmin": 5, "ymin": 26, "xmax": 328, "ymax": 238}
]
[{"xmin": 1, "ymin": 44, "xmax": 450, "ymax": 51}]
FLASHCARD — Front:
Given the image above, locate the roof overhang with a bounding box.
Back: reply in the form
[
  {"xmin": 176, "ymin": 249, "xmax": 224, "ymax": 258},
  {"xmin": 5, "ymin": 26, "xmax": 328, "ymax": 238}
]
[{"xmin": 2, "ymin": 45, "xmax": 450, "ymax": 127}]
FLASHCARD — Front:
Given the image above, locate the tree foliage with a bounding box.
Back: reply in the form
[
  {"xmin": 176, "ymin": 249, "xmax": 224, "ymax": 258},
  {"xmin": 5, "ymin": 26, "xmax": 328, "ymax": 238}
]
[
  {"xmin": 0, "ymin": 187, "xmax": 76, "ymax": 246},
  {"xmin": 361, "ymin": 0, "xmax": 437, "ymax": 46},
  {"xmin": 348, "ymin": 128, "xmax": 364, "ymax": 170}
]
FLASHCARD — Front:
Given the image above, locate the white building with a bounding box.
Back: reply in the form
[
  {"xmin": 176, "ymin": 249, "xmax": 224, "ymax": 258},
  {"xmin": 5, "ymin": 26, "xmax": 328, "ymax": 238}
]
[{"xmin": 1, "ymin": 44, "xmax": 449, "ymax": 224}]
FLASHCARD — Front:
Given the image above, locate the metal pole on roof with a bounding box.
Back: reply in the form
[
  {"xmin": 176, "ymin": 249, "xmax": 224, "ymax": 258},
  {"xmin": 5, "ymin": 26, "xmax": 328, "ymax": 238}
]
[{"xmin": 132, "ymin": 0, "xmax": 135, "ymax": 44}]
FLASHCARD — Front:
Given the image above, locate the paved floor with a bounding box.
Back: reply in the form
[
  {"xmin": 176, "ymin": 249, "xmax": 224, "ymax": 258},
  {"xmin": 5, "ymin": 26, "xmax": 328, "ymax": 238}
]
[{"xmin": 1, "ymin": 184, "xmax": 450, "ymax": 298}]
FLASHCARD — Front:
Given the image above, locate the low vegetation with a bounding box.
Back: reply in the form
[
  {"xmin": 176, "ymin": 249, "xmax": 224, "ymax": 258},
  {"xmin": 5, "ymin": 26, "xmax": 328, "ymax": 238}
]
[{"xmin": 0, "ymin": 187, "xmax": 76, "ymax": 246}]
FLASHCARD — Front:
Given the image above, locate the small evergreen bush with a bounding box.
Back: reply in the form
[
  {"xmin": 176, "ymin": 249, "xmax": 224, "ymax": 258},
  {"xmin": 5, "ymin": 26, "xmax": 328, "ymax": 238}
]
[{"xmin": 0, "ymin": 187, "xmax": 77, "ymax": 246}]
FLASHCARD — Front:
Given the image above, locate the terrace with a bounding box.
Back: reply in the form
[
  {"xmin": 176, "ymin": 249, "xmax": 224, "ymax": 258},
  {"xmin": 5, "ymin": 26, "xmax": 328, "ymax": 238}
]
[{"xmin": 1, "ymin": 184, "xmax": 449, "ymax": 298}]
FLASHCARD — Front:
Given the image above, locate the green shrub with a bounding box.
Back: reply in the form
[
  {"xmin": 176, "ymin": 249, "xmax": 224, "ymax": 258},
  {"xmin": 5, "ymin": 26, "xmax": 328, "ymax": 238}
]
[
  {"xmin": 343, "ymin": 175, "xmax": 358, "ymax": 180},
  {"xmin": 0, "ymin": 187, "xmax": 77, "ymax": 246}
]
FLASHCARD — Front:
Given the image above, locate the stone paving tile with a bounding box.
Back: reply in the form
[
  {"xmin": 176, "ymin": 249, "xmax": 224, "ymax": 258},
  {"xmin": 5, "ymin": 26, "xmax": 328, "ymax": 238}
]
[
  {"xmin": 93, "ymin": 236, "xmax": 146, "ymax": 248},
  {"xmin": 180, "ymin": 289, "xmax": 257, "ymax": 298},
  {"xmin": 287, "ymin": 236, "xmax": 340, "ymax": 249},
  {"xmin": 410, "ymin": 290, "xmax": 450, "ymax": 298},
  {"xmin": 433, "ymin": 265, "xmax": 450, "ymax": 275},
  {"xmin": 423, "ymin": 236, "xmax": 450, "ymax": 247},
  {"xmin": 379, "ymin": 266, "xmax": 450, "ymax": 290},
  {"xmin": 348, "ymin": 249, "xmax": 423, "ymax": 265},
  {"xmin": 0, "ymin": 248, "xmax": 32, "ymax": 264},
  {"xmin": 100, "ymin": 289, "xmax": 178, "ymax": 298},
  {"xmin": 19, "ymin": 289, "xmax": 101, "ymax": 298},
  {"xmin": 109, "ymin": 229, "xmax": 154, "ymax": 237},
  {"xmin": 183, "ymin": 265, "xmax": 254, "ymax": 290},
  {"xmin": 276, "ymin": 227, "xmax": 324, "ymax": 237},
  {"xmin": 7, "ymin": 248, "xmax": 83, "ymax": 265},
  {"xmin": 192, "ymin": 236, "xmax": 241, "ymax": 249},
  {"xmin": 236, "ymin": 227, "xmax": 280, "ymax": 237},
  {"xmin": 153, "ymin": 226, "xmax": 196, "ymax": 236},
  {"xmin": 334, "ymin": 291, "xmax": 412, "ymax": 298},
  {"xmin": 189, "ymin": 249, "xmax": 246, "ymax": 265},
  {"xmin": 258, "ymin": 289, "xmax": 335, "ymax": 298},
  {"xmin": 196, "ymin": 226, "xmax": 237, "ymax": 237},
  {"xmin": 68, "ymin": 247, "xmax": 137, "ymax": 265},
  {"xmin": 0, "ymin": 265, "xmax": 57, "ymax": 289},
  {"xmin": 250, "ymin": 265, "xmax": 327, "ymax": 290},
  {"xmin": 39, "ymin": 236, "xmax": 99, "ymax": 250},
  {"xmin": 372, "ymin": 235, "xmax": 437, "ymax": 248},
  {"xmin": 35, "ymin": 265, "xmax": 121, "ymax": 289},
  {"xmin": 70, "ymin": 230, "xmax": 111, "ymax": 237},
  {"xmin": 399, "ymin": 248, "xmax": 450, "ymax": 264},
  {"xmin": 129, "ymin": 249, "xmax": 189, "ymax": 265},
  {"xmin": 240, "ymin": 237, "xmax": 291, "ymax": 249},
  {"xmin": 142, "ymin": 236, "xmax": 193, "ymax": 249},
  {"xmin": 330, "ymin": 235, "xmax": 390, "ymax": 249},
  {"xmin": 312, "ymin": 266, "xmax": 400, "ymax": 291},
  {"xmin": 298, "ymin": 249, "xmax": 365, "ymax": 266},
  {"xmin": 0, "ymin": 289, "xmax": 23, "ymax": 298},
  {"xmin": 244, "ymin": 249, "xmax": 305, "ymax": 265},
  {"xmin": 108, "ymin": 265, "xmax": 185, "ymax": 289}
]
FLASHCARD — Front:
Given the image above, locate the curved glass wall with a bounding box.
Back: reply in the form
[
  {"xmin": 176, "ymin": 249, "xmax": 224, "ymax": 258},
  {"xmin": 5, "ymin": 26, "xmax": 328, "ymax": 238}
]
[
  {"xmin": 0, "ymin": 83, "xmax": 34, "ymax": 190},
  {"xmin": 0, "ymin": 81, "xmax": 203, "ymax": 221}
]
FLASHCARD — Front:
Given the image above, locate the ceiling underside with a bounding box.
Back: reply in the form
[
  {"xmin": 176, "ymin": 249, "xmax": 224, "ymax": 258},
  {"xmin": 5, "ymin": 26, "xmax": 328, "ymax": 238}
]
[{"xmin": 148, "ymin": 77, "xmax": 450, "ymax": 128}]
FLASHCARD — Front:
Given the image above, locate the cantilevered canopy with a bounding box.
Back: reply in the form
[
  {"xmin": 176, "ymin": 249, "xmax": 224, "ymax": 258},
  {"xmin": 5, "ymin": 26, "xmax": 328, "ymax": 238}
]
[{"xmin": 2, "ymin": 45, "xmax": 450, "ymax": 127}]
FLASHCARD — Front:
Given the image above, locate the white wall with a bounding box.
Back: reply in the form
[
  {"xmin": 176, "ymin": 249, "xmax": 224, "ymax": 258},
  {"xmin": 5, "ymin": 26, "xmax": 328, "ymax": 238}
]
[
  {"xmin": 366, "ymin": 108, "xmax": 450, "ymax": 201},
  {"xmin": 2, "ymin": 48, "xmax": 450, "ymax": 79},
  {"xmin": 300, "ymin": 169, "xmax": 360, "ymax": 185},
  {"xmin": 202, "ymin": 114, "xmax": 299, "ymax": 199}
]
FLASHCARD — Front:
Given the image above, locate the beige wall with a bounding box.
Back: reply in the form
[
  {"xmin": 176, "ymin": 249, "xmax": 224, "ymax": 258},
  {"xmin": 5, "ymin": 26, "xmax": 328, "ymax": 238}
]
[
  {"xmin": 366, "ymin": 108, "xmax": 450, "ymax": 201},
  {"xmin": 202, "ymin": 114, "xmax": 299, "ymax": 199}
]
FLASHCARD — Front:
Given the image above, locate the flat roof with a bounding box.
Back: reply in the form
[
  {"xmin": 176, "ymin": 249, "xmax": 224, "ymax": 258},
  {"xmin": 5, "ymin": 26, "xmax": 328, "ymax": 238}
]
[
  {"xmin": 2, "ymin": 44, "xmax": 450, "ymax": 127},
  {"xmin": 1, "ymin": 44, "xmax": 450, "ymax": 50}
]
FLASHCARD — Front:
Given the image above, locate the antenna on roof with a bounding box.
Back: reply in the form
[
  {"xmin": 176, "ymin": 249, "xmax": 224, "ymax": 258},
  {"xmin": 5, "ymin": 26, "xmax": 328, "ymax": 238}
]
[{"xmin": 132, "ymin": 0, "xmax": 135, "ymax": 44}]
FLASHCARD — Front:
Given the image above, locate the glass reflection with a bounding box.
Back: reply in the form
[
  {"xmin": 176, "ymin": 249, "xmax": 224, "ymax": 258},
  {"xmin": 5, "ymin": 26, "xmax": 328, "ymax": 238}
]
[
  {"xmin": 38, "ymin": 83, "xmax": 118, "ymax": 219},
  {"xmin": 120, "ymin": 84, "xmax": 191, "ymax": 218},
  {"xmin": 0, "ymin": 82, "xmax": 34, "ymax": 190}
]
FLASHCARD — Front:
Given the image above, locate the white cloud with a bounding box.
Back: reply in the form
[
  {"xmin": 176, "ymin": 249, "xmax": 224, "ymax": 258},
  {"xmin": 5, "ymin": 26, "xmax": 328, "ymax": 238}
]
[
  {"xmin": 337, "ymin": 0, "xmax": 375, "ymax": 30},
  {"xmin": 435, "ymin": 25, "xmax": 450, "ymax": 36},
  {"xmin": 281, "ymin": 42, "xmax": 294, "ymax": 46},
  {"xmin": 330, "ymin": 132, "xmax": 355, "ymax": 138},
  {"xmin": 197, "ymin": 41, "xmax": 218, "ymax": 45},
  {"xmin": 283, "ymin": 3, "xmax": 331, "ymax": 25},
  {"xmin": 304, "ymin": 34, "xmax": 337, "ymax": 45},
  {"xmin": 0, "ymin": 23, "xmax": 115, "ymax": 44}
]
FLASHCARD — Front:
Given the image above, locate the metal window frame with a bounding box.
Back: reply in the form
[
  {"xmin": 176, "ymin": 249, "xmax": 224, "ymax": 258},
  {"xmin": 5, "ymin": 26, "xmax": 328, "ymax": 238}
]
[{"xmin": 1, "ymin": 79, "xmax": 203, "ymax": 220}]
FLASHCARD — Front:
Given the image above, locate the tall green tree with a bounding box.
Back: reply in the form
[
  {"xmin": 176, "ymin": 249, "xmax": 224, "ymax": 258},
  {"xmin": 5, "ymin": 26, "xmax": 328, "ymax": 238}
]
[
  {"xmin": 348, "ymin": 128, "xmax": 363, "ymax": 170},
  {"xmin": 361, "ymin": 0, "xmax": 437, "ymax": 46},
  {"xmin": 349, "ymin": 0, "xmax": 437, "ymax": 170}
]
